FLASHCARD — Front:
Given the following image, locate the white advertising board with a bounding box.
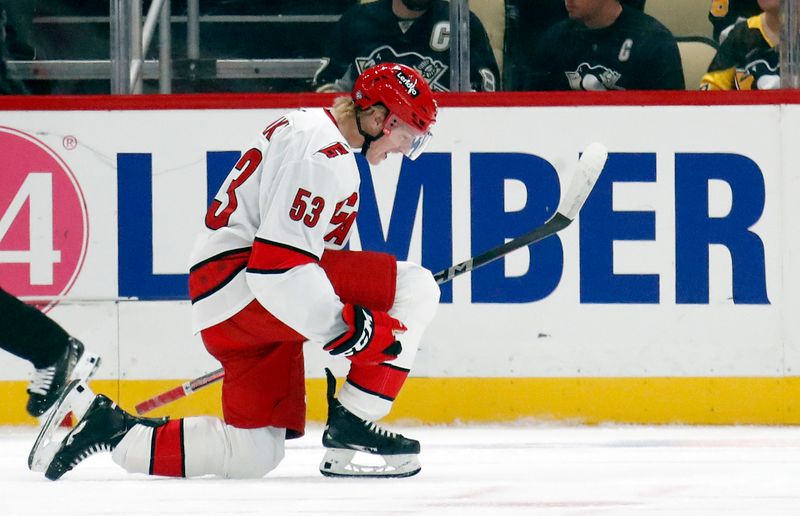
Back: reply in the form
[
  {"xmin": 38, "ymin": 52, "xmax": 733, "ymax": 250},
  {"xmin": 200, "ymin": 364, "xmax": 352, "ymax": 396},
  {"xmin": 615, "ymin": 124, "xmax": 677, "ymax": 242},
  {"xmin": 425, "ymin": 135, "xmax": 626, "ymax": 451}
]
[{"xmin": 0, "ymin": 98, "xmax": 794, "ymax": 382}]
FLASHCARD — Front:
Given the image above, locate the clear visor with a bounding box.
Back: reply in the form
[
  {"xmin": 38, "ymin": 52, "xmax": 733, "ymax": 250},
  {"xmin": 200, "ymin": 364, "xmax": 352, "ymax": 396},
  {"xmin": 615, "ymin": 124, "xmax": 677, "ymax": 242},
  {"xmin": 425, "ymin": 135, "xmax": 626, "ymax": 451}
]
[{"xmin": 382, "ymin": 113, "xmax": 433, "ymax": 161}]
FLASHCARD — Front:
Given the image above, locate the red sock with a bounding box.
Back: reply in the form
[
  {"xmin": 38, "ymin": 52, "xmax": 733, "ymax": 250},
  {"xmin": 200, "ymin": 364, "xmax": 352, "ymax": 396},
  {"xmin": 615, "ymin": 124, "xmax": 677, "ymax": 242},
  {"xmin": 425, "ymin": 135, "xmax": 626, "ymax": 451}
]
[{"xmin": 149, "ymin": 419, "xmax": 185, "ymax": 477}]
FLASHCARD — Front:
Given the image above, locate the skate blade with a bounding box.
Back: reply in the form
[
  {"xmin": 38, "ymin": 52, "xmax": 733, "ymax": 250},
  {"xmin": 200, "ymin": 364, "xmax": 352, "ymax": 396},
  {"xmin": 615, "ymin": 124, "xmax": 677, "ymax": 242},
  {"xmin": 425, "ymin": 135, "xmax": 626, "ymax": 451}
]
[
  {"xmin": 28, "ymin": 379, "xmax": 95, "ymax": 472},
  {"xmin": 320, "ymin": 448, "xmax": 421, "ymax": 478},
  {"xmin": 71, "ymin": 352, "xmax": 101, "ymax": 383}
]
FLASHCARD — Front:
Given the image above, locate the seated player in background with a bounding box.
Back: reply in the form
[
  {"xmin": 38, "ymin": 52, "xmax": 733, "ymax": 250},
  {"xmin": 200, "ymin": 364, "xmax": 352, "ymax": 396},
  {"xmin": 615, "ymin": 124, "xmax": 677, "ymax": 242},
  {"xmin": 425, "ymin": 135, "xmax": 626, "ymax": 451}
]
[
  {"xmin": 0, "ymin": 0, "xmax": 29, "ymax": 94},
  {"xmin": 526, "ymin": 0, "xmax": 684, "ymax": 91},
  {"xmin": 504, "ymin": 0, "xmax": 645, "ymax": 90},
  {"xmin": 709, "ymin": 0, "xmax": 762, "ymax": 43},
  {"xmin": 36, "ymin": 63, "xmax": 441, "ymax": 481},
  {"xmin": 314, "ymin": 0, "xmax": 499, "ymax": 92},
  {"xmin": 700, "ymin": 0, "xmax": 779, "ymax": 90},
  {"xmin": 0, "ymin": 287, "xmax": 100, "ymax": 416}
]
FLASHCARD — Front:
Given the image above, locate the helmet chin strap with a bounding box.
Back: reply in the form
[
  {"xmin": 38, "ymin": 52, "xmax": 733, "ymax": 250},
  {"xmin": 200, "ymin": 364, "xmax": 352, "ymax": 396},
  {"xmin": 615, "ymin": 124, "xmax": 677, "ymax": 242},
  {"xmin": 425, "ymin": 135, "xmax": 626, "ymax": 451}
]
[{"xmin": 356, "ymin": 110, "xmax": 384, "ymax": 157}]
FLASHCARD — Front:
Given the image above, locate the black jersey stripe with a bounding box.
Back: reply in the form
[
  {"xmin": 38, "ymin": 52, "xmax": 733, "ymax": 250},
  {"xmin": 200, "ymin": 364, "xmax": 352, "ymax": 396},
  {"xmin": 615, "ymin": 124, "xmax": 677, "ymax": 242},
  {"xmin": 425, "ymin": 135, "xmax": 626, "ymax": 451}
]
[
  {"xmin": 378, "ymin": 362, "xmax": 411, "ymax": 374},
  {"xmin": 253, "ymin": 237, "xmax": 320, "ymax": 261},
  {"xmin": 246, "ymin": 267, "xmax": 293, "ymax": 275},
  {"xmin": 190, "ymin": 263, "xmax": 247, "ymax": 304}
]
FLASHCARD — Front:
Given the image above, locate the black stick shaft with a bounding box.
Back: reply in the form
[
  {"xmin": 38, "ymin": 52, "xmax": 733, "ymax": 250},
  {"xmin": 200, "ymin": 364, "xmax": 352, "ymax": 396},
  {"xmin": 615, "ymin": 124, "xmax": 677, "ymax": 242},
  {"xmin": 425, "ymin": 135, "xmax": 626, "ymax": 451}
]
[{"xmin": 433, "ymin": 212, "xmax": 572, "ymax": 285}]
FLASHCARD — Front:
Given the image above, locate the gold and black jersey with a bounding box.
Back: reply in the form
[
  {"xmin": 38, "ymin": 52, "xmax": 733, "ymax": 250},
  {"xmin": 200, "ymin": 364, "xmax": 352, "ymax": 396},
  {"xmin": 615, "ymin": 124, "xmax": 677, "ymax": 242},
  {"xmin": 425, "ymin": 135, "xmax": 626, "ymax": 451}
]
[
  {"xmin": 708, "ymin": 0, "xmax": 761, "ymax": 42},
  {"xmin": 700, "ymin": 15, "xmax": 779, "ymax": 90}
]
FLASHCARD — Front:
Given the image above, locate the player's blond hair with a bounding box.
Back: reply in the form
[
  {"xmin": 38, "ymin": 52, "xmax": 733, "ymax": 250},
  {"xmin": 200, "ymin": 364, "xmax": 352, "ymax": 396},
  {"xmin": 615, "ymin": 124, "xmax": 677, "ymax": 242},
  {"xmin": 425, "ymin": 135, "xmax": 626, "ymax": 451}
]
[
  {"xmin": 332, "ymin": 96, "xmax": 356, "ymax": 118},
  {"xmin": 331, "ymin": 95, "xmax": 387, "ymax": 120}
]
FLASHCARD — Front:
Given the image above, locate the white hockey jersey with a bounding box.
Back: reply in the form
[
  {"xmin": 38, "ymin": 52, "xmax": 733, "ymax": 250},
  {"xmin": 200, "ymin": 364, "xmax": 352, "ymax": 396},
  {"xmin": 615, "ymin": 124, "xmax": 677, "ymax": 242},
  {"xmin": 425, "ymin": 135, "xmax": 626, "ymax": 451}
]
[{"xmin": 189, "ymin": 108, "xmax": 360, "ymax": 344}]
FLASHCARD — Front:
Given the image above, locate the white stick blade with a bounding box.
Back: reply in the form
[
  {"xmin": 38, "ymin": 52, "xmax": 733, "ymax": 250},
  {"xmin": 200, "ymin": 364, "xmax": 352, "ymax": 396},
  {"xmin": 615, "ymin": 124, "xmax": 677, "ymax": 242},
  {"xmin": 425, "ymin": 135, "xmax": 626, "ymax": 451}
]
[{"xmin": 558, "ymin": 142, "xmax": 608, "ymax": 220}]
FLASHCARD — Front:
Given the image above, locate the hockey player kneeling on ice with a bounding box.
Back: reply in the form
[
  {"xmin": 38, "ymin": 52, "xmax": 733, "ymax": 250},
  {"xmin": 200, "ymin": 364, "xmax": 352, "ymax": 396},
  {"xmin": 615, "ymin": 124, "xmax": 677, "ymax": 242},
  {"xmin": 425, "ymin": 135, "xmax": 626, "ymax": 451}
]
[{"xmin": 33, "ymin": 62, "xmax": 440, "ymax": 480}]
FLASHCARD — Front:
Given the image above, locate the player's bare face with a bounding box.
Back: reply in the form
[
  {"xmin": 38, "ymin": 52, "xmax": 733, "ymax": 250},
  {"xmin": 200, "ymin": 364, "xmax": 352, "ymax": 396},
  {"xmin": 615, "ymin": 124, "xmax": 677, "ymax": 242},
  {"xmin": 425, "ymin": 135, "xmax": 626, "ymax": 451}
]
[
  {"xmin": 757, "ymin": 0, "xmax": 779, "ymax": 14},
  {"xmin": 565, "ymin": 0, "xmax": 587, "ymax": 19},
  {"xmin": 566, "ymin": 0, "xmax": 621, "ymax": 28},
  {"xmin": 565, "ymin": 0, "xmax": 603, "ymax": 22}
]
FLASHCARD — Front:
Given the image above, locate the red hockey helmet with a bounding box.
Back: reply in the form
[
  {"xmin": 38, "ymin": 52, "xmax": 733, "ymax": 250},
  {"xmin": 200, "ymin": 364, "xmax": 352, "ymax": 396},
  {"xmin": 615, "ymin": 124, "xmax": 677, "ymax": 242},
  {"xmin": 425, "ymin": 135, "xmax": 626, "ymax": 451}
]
[{"xmin": 352, "ymin": 63, "xmax": 437, "ymax": 159}]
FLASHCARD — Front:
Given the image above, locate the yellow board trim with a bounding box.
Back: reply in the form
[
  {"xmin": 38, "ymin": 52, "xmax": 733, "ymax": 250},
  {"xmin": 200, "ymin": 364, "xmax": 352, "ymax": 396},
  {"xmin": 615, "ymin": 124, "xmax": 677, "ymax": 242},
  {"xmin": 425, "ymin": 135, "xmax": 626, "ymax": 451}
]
[{"xmin": 3, "ymin": 377, "xmax": 800, "ymax": 426}]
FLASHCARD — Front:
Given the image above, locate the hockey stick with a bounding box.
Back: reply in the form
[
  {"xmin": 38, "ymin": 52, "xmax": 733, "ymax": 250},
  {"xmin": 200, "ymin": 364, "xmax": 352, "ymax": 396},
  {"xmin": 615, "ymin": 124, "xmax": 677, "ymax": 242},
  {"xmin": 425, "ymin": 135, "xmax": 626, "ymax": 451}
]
[
  {"xmin": 134, "ymin": 368, "xmax": 225, "ymax": 415},
  {"xmin": 134, "ymin": 143, "xmax": 608, "ymax": 415},
  {"xmin": 433, "ymin": 142, "xmax": 607, "ymax": 283}
]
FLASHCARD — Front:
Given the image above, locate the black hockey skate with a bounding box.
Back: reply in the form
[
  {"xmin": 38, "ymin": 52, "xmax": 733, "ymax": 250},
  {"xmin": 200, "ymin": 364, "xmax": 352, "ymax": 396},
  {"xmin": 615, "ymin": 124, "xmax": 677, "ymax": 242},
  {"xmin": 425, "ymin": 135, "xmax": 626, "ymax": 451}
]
[
  {"xmin": 27, "ymin": 337, "xmax": 101, "ymax": 417},
  {"xmin": 44, "ymin": 385, "xmax": 167, "ymax": 480},
  {"xmin": 320, "ymin": 368, "xmax": 421, "ymax": 478}
]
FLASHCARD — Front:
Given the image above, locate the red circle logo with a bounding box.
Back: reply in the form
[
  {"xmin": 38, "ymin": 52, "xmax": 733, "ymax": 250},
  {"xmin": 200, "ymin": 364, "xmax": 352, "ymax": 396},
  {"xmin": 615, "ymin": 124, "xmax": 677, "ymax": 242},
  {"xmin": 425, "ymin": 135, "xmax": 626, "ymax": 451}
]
[{"xmin": 0, "ymin": 127, "xmax": 88, "ymax": 310}]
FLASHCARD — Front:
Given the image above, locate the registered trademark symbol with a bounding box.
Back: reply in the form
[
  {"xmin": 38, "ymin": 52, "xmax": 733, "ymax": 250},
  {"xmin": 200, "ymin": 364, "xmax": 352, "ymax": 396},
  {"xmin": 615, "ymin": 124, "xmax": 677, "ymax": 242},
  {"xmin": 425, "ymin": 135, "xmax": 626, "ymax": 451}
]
[{"xmin": 63, "ymin": 135, "xmax": 78, "ymax": 150}]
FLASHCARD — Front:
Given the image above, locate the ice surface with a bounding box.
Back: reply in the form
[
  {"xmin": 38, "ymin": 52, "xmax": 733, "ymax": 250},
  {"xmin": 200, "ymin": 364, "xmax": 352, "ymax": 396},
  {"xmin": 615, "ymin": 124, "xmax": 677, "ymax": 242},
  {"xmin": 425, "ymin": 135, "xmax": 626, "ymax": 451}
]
[{"xmin": 3, "ymin": 423, "xmax": 800, "ymax": 515}]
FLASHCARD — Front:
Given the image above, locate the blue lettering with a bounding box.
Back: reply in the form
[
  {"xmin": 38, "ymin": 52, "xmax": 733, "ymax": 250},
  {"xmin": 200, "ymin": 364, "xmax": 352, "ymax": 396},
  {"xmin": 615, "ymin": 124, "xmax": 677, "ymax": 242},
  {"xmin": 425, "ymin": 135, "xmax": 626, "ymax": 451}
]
[
  {"xmin": 206, "ymin": 151, "xmax": 240, "ymax": 205},
  {"xmin": 116, "ymin": 150, "xmax": 770, "ymax": 307},
  {"xmin": 470, "ymin": 153, "xmax": 562, "ymax": 303},
  {"xmin": 355, "ymin": 154, "xmax": 454, "ymax": 301},
  {"xmin": 117, "ymin": 153, "xmax": 188, "ymax": 299},
  {"xmin": 580, "ymin": 153, "xmax": 659, "ymax": 303},
  {"xmin": 118, "ymin": 151, "xmax": 238, "ymax": 300},
  {"xmin": 675, "ymin": 153, "xmax": 769, "ymax": 304}
]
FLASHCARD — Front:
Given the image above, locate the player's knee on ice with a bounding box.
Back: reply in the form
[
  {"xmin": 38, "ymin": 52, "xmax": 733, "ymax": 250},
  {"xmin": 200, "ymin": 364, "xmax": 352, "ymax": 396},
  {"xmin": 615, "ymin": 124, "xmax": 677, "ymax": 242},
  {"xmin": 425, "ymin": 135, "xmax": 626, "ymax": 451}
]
[
  {"xmin": 112, "ymin": 416, "xmax": 285, "ymax": 479},
  {"xmin": 221, "ymin": 424, "xmax": 286, "ymax": 479}
]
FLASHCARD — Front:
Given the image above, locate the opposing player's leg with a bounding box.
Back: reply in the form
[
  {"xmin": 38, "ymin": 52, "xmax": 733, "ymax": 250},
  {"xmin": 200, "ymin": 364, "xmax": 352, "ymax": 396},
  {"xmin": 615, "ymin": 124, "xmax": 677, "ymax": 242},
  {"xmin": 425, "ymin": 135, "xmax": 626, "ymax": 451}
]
[
  {"xmin": 320, "ymin": 255, "xmax": 440, "ymax": 477},
  {"xmin": 0, "ymin": 288, "xmax": 101, "ymax": 416},
  {"xmin": 27, "ymin": 337, "xmax": 101, "ymax": 417},
  {"xmin": 0, "ymin": 287, "xmax": 71, "ymax": 368}
]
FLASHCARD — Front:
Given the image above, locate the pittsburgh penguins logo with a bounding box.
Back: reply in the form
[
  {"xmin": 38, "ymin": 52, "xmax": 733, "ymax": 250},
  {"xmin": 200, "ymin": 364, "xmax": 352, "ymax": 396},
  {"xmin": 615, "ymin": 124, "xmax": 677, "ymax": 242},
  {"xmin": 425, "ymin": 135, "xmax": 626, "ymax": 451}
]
[
  {"xmin": 736, "ymin": 50, "xmax": 780, "ymax": 90},
  {"xmin": 355, "ymin": 45, "xmax": 448, "ymax": 91},
  {"xmin": 565, "ymin": 62, "xmax": 623, "ymax": 91}
]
